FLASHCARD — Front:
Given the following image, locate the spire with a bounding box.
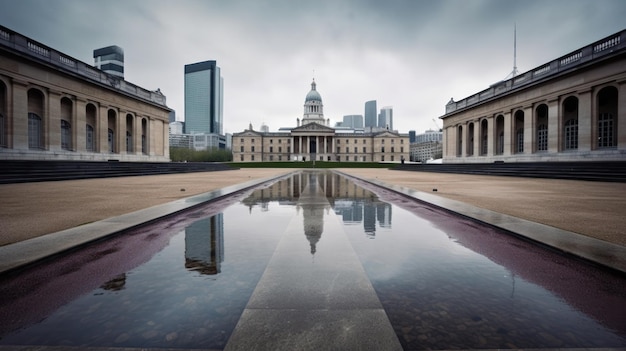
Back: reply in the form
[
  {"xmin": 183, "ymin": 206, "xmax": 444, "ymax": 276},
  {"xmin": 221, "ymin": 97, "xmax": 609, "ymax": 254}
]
[{"xmin": 311, "ymin": 78, "xmax": 316, "ymax": 91}]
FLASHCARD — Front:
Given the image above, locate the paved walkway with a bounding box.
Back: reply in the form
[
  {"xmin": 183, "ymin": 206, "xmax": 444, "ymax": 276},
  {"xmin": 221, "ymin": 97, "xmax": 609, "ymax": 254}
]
[
  {"xmin": 0, "ymin": 168, "xmax": 625, "ymax": 350},
  {"xmin": 1, "ymin": 168, "xmax": 625, "ymax": 247}
]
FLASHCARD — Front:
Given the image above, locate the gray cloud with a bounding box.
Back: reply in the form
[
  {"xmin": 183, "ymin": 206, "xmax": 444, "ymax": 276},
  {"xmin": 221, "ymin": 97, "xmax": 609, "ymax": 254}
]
[{"xmin": 1, "ymin": 0, "xmax": 624, "ymax": 134}]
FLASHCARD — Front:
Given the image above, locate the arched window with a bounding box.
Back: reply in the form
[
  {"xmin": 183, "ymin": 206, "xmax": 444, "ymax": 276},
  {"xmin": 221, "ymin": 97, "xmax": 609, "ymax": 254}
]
[
  {"xmin": 126, "ymin": 114, "xmax": 133, "ymax": 153},
  {"xmin": 108, "ymin": 128, "xmax": 115, "ymax": 153},
  {"xmin": 457, "ymin": 125, "xmax": 463, "ymax": 156},
  {"xmin": 480, "ymin": 119, "xmax": 488, "ymax": 155},
  {"xmin": 60, "ymin": 97, "xmax": 72, "ymax": 151},
  {"xmin": 537, "ymin": 124, "xmax": 548, "ymax": 151},
  {"xmin": 536, "ymin": 104, "xmax": 549, "ymax": 151},
  {"xmin": 28, "ymin": 113, "xmax": 43, "ymax": 149},
  {"xmin": 61, "ymin": 120, "xmax": 72, "ymax": 150},
  {"xmin": 562, "ymin": 96, "xmax": 578, "ymax": 150},
  {"xmin": 597, "ymin": 86, "xmax": 618, "ymax": 148},
  {"xmin": 141, "ymin": 118, "xmax": 148, "ymax": 154},
  {"xmin": 495, "ymin": 115, "xmax": 504, "ymax": 155},
  {"xmin": 0, "ymin": 113, "xmax": 5, "ymax": 148},
  {"xmin": 467, "ymin": 122, "xmax": 474, "ymax": 156},
  {"xmin": 564, "ymin": 119, "xmax": 578, "ymax": 150},
  {"xmin": 0, "ymin": 81, "xmax": 6, "ymax": 147},
  {"xmin": 86, "ymin": 124, "xmax": 94, "ymax": 151},
  {"xmin": 86, "ymin": 103, "xmax": 97, "ymax": 152},
  {"xmin": 108, "ymin": 109, "xmax": 117, "ymax": 153},
  {"xmin": 28, "ymin": 89, "xmax": 45, "ymax": 150}
]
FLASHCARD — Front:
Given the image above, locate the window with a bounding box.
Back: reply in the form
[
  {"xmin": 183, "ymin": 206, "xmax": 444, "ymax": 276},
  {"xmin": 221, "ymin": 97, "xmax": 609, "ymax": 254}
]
[
  {"xmin": 251, "ymin": 155, "xmax": 254, "ymax": 161},
  {"xmin": 126, "ymin": 131, "xmax": 132, "ymax": 153},
  {"xmin": 86, "ymin": 124, "xmax": 94, "ymax": 151},
  {"xmin": 354, "ymin": 139, "xmax": 357, "ymax": 144},
  {"xmin": 279, "ymin": 155, "xmax": 282, "ymax": 161},
  {"xmin": 337, "ymin": 147, "xmax": 341, "ymax": 153},
  {"xmin": 391, "ymin": 139, "xmax": 395, "ymax": 144},
  {"xmin": 287, "ymin": 146, "xmax": 290, "ymax": 153},
  {"xmin": 270, "ymin": 139, "xmax": 273, "ymax": 144},
  {"xmin": 381, "ymin": 147, "xmax": 385, "ymax": 153},
  {"xmin": 279, "ymin": 139, "xmax": 282, "ymax": 143},
  {"xmin": 354, "ymin": 147, "xmax": 357, "ymax": 153},
  {"xmin": 363, "ymin": 147, "xmax": 366, "ymax": 153},
  {"xmin": 401, "ymin": 139, "xmax": 404, "ymax": 144},
  {"xmin": 598, "ymin": 113, "xmax": 614, "ymax": 148},
  {"xmin": 240, "ymin": 146, "xmax": 244, "ymax": 152},
  {"xmin": 381, "ymin": 155, "xmax": 385, "ymax": 161},
  {"xmin": 391, "ymin": 155, "xmax": 394, "ymax": 161},
  {"xmin": 346, "ymin": 147, "xmax": 349, "ymax": 153},
  {"xmin": 108, "ymin": 128, "xmax": 115, "ymax": 153},
  {"xmin": 269, "ymin": 146, "xmax": 273, "ymax": 152},
  {"xmin": 497, "ymin": 132, "xmax": 504, "ymax": 154},
  {"xmin": 240, "ymin": 155, "xmax": 244, "ymax": 161},
  {"xmin": 28, "ymin": 113, "xmax": 43, "ymax": 149},
  {"xmin": 564, "ymin": 119, "xmax": 578, "ymax": 150},
  {"xmin": 251, "ymin": 139, "xmax": 255, "ymax": 143},
  {"xmin": 240, "ymin": 138, "xmax": 244, "ymax": 143},
  {"xmin": 269, "ymin": 155, "xmax": 274, "ymax": 161},
  {"xmin": 251, "ymin": 146, "xmax": 255, "ymax": 152},
  {"xmin": 391, "ymin": 147, "xmax": 394, "ymax": 153},
  {"xmin": 400, "ymin": 147, "xmax": 404, "ymax": 153},
  {"xmin": 382, "ymin": 139, "xmax": 385, "ymax": 144},
  {"xmin": 279, "ymin": 147, "xmax": 282, "ymax": 152},
  {"xmin": 516, "ymin": 129, "xmax": 524, "ymax": 153},
  {"xmin": 61, "ymin": 120, "xmax": 72, "ymax": 150},
  {"xmin": 354, "ymin": 156, "xmax": 357, "ymax": 161},
  {"xmin": 537, "ymin": 125, "xmax": 548, "ymax": 151},
  {"xmin": 363, "ymin": 139, "xmax": 366, "ymax": 144},
  {"xmin": 0, "ymin": 113, "xmax": 5, "ymax": 147}
]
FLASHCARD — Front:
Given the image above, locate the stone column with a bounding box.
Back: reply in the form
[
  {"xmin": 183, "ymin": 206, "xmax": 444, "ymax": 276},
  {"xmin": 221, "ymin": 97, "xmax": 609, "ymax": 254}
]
[
  {"xmin": 47, "ymin": 90, "xmax": 62, "ymax": 151},
  {"xmin": 502, "ymin": 111, "xmax": 512, "ymax": 156},
  {"xmin": 118, "ymin": 110, "xmax": 127, "ymax": 155},
  {"xmin": 523, "ymin": 106, "xmax": 533, "ymax": 154},
  {"xmin": 299, "ymin": 136, "xmax": 302, "ymax": 158},
  {"xmin": 473, "ymin": 119, "xmax": 480, "ymax": 157},
  {"xmin": 75, "ymin": 97, "xmax": 87, "ymax": 152},
  {"xmin": 11, "ymin": 79, "xmax": 29, "ymax": 151},
  {"xmin": 486, "ymin": 116, "xmax": 494, "ymax": 156},
  {"xmin": 98, "ymin": 105, "xmax": 109, "ymax": 154},
  {"xmin": 578, "ymin": 89, "xmax": 592, "ymax": 151},
  {"xmin": 548, "ymin": 98, "xmax": 559, "ymax": 153}
]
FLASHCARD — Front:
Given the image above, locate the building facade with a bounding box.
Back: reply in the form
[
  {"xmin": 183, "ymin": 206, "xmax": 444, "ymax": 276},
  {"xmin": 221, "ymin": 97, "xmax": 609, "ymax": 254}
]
[
  {"xmin": 0, "ymin": 25, "xmax": 171, "ymax": 162},
  {"xmin": 184, "ymin": 60, "xmax": 223, "ymax": 135},
  {"xmin": 378, "ymin": 106, "xmax": 393, "ymax": 130},
  {"xmin": 441, "ymin": 29, "xmax": 626, "ymax": 163},
  {"xmin": 410, "ymin": 129, "xmax": 443, "ymax": 162},
  {"xmin": 93, "ymin": 45, "xmax": 124, "ymax": 79},
  {"xmin": 233, "ymin": 80, "xmax": 409, "ymax": 163}
]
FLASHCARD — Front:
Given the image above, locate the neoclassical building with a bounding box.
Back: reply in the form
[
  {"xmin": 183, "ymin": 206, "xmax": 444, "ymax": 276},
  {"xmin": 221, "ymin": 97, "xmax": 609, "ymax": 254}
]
[
  {"xmin": 233, "ymin": 80, "xmax": 409, "ymax": 163},
  {"xmin": 0, "ymin": 25, "xmax": 171, "ymax": 162},
  {"xmin": 441, "ymin": 29, "xmax": 626, "ymax": 163}
]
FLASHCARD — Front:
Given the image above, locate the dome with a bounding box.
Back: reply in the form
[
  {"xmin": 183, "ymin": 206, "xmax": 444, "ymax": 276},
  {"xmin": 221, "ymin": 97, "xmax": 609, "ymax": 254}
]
[{"xmin": 305, "ymin": 79, "xmax": 322, "ymax": 102}]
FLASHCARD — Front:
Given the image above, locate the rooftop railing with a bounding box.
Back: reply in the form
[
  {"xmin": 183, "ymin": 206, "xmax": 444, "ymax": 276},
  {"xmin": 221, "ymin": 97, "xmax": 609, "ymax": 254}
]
[
  {"xmin": 0, "ymin": 25, "xmax": 167, "ymax": 108},
  {"xmin": 444, "ymin": 29, "xmax": 625, "ymax": 116}
]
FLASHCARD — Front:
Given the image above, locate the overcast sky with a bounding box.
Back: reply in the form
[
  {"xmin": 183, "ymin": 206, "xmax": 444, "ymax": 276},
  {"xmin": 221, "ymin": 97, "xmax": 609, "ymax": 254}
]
[{"xmin": 1, "ymin": 0, "xmax": 625, "ymax": 134}]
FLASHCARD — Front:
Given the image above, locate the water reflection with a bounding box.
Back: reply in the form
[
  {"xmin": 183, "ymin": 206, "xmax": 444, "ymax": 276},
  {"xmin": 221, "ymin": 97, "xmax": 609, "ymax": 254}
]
[
  {"xmin": 184, "ymin": 214, "xmax": 224, "ymax": 275},
  {"xmin": 241, "ymin": 171, "xmax": 394, "ymax": 242}
]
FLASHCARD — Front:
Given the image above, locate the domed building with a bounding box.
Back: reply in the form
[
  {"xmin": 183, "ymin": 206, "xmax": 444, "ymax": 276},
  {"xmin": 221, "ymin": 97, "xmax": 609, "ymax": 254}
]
[{"xmin": 233, "ymin": 79, "xmax": 409, "ymax": 163}]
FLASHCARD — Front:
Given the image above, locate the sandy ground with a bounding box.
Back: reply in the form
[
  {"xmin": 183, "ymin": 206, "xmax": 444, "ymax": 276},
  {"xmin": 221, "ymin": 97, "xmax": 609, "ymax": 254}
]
[{"xmin": 1, "ymin": 168, "xmax": 625, "ymax": 247}]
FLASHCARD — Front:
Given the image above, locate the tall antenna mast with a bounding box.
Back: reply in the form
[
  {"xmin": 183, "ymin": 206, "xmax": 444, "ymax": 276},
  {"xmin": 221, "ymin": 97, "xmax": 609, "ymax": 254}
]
[
  {"xmin": 512, "ymin": 23, "xmax": 518, "ymax": 78},
  {"xmin": 503, "ymin": 23, "xmax": 519, "ymax": 80}
]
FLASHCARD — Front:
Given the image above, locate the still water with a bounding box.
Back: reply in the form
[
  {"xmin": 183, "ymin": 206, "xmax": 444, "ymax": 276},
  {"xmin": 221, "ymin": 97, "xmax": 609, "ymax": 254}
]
[{"xmin": 0, "ymin": 170, "xmax": 624, "ymax": 349}]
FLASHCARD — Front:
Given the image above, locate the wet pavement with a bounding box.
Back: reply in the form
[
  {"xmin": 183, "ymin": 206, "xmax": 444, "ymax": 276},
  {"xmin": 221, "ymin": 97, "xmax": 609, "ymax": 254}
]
[{"xmin": 0, "ymin": 170, "xmax": 624, "ymax": 350}]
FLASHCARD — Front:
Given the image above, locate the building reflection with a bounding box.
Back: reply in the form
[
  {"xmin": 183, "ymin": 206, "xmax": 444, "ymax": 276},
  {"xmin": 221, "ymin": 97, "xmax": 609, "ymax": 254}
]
[
  {"xmin": 184, "ymin": 214, "xmax": 224, "ymax": 275},
  {"xmin": 241, "ymin": 171, "xmax": 393, "ymax": 243}
]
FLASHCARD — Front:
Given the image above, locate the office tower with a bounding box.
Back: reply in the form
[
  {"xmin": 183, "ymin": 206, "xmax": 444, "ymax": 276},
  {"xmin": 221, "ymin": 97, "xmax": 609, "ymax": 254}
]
[
  {"xmin": 409, "ymin": 130, "xmax": 416, "ymax": 143},
  {"xmin": 93, "ymin": 45, "xmax": 124, "ymax": 78},
  {"xmin": 342, "ymin": 115, "xmax": 364, "ymax": 129},
  {"xmin": 364, "ymin": 100, "xmax": 377, "ymax": 128},
  {"xmin": 378, "ymin": 106, "xmax": 393, "ymax": 130},
  {"xmin": 184, "ymin": 60, "xmax": 224, "ymax": 135}
]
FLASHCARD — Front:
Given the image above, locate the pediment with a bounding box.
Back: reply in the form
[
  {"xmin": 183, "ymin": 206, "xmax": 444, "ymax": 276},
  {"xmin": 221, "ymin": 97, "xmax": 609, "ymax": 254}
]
[
  {"xmin": 291, "ymin": 122, "xmax": 335, "ymax": 133},
  {"xmin": 234, "ymin": 130, "xmax": 263, "ymax": 137},
  {"xmin": 374, "ymin": 131, "xmax": 400, "ymax": 138}
]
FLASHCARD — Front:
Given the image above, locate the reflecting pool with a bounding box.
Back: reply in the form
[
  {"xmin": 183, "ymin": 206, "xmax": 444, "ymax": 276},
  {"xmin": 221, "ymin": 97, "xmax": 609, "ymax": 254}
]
[{"xmin": 0, "ymin": 170, "xmax": 624, "ymax": 350}]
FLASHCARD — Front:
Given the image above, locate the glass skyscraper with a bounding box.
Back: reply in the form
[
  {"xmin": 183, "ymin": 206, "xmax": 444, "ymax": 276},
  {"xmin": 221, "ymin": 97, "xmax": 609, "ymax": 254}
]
[
  {"xmin": 364, "ymin": 100, "xmax": 377, "ymax": 128},
  {"xmin": 184, "ymin": 60, "xmax": 223, "ymax": 135}
]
